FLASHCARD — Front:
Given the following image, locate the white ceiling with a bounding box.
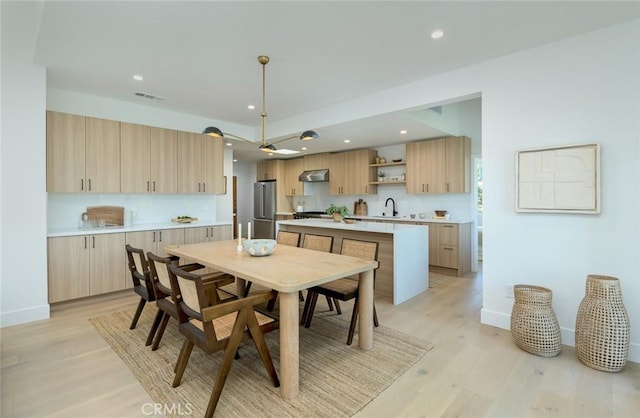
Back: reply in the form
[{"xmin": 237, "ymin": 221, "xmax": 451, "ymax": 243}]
[{"xmin": 33, "ymin": 1, "xmax": 639, "ymax": 161}]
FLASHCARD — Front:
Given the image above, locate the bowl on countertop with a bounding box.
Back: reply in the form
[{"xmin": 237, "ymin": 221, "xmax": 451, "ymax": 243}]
[
  {"xmin": 434, "ymin": 210, "xmax": 448, "ymax": 217},
  {"xmin": 243, "ymin": 239, "xmax": 277, "ymax": 256},
  {"xmin": 418, "ymin": 213, "xmax": 427, "ymax": 219}
]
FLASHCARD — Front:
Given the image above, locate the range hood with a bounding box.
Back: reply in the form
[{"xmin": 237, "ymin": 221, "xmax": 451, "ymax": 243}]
[{"xmin": 298, "ymin": 169, "xmax": 329, "ymax": 182}]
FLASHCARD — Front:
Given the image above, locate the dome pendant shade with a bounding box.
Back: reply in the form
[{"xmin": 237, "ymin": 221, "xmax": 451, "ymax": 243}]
[
  {"xmin": 203, "ymin": 126, "xmax": 224, "ymax": 137},
  {"xmin": 259, "ymin": 144, "xmax": 277, "ymax": 152},
  {"xmin": 300, "ymin": 130, "xmax": 319, "ymax": 141}
]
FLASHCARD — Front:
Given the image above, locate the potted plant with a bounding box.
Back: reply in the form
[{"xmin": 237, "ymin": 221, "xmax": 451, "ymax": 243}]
[
  {"xmin": 326, "ymin": 204, "xmax": 349, "ymax": 222},
  {"xmin": 378, "ymin": 170, "xmax": 386, "ymax": 182}
]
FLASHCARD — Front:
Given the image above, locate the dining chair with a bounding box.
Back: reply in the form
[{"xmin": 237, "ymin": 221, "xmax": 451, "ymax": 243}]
[
  {"xmin": 125, "ymin": 244, "xmax": 158, "ymax": 345},
  {"xmin": 301, "ymin": 238, "xmax": 380, "ymax": 345},
  {"xmin": 146, "ymin": 252, "xmax": 236, "ymax": 351},
  {"xmin": 299, "ymin": 234, "xmax": 336, "ymax": 323},
  {"xmin": 167, "ymin": 263, "xmax": 280, "ymax": 417}
]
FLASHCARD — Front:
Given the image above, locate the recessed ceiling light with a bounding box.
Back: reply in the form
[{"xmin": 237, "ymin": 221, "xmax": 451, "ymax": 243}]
[
  {"xmin": 431, "ymin": 30, "xmax": 444, "ymax": 39},
  {"xmin": 233, "ymin": 159, "xmax": 237, "ymax": 162},
  {"xmin": 268, "ymin": 153, "xmax": 274, "ymax": 156},
  {"xmin": 133, "ymin": 74, "xmax": 143, "ymax": 81},
  {"xmin": 400, "ymin": 130, "xmax": 407, "ymax": 135},
  {"xmin": 248, "ymin": 105, "xmax": 255, "ymax": 110},
  {"xmin": 226, "ymin": 142, "xmax": 232, "ymax": 146},
  {"xmin": 344, "ymin": 139, "xmax": 350, "ymax": 143},
  {"xmin": 301, "ymin": 147, "xmax": 307, "ymax": 151}
]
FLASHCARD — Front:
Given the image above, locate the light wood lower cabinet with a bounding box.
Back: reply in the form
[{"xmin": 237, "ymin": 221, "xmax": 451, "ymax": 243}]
[
  {"xmin": 124, "ymin": 228, "xmax": 185, "ymax": 288},
  {"xmin": 48, "ymin": 233, "xmax": 126, "ymax": 303},
  {"xmin": 184, "ymin": 225, "xmax": 232, "ymax": 243},
  {"xmin": 426, "ymin": 222, "xmax": 472, "ymax": 275}
]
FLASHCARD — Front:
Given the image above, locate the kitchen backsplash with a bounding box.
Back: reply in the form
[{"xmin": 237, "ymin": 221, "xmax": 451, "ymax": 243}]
[{"xmin": 48, "ymin": 193, "xmax": 219, "ymax": 229}]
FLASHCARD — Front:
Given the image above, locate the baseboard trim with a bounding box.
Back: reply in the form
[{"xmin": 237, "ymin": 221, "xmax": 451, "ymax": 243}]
[
  {"xmin": 481, "ymin": 308, "xmax": 639, "ymax": 364},
  {"xmin": 1, "ymin": 304, "xmax": 50, "ymax": 328}
]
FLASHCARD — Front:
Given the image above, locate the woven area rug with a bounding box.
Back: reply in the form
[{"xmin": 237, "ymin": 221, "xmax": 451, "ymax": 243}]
[{"xmin": 90, "ymin": 307, "xmax": 433, "ymax": 417}]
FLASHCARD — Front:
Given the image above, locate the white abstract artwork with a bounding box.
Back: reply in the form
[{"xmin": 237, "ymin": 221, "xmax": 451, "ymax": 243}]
[{"xmin": 516, "ymin": 144, "xmax": 600, "ymax": 213}]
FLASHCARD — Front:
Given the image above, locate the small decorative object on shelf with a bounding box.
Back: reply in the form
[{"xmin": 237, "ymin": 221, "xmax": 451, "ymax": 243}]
[
  {"xmin": 575, "ymin": 274, "xmax": 629, "ymax": 372},
  {"xmin": 378, "ymin": 171, "xmax": 386, "ymax": 182},
  {"xmin": 510, "ymin": 285, "xmax": 561, "ymax": 357},
  {"xmin": 379, "ymin": 157, "xmax": 386, "ymax": 164}
]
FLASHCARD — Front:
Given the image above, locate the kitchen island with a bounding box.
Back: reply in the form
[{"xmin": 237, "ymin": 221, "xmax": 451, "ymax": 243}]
[{"xmin": 277, "ymin": 219, "xmax": 428, "ymax": 304}]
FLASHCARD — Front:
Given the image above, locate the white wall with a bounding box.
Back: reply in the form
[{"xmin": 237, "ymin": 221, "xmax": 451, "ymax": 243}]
[
  {"xmin": 233, "ymin": 161, "xmax": 256, "ymax": 237},
  {"xmin": 1, "ymin": 1, "xmax": 50, "ymax": 326}
]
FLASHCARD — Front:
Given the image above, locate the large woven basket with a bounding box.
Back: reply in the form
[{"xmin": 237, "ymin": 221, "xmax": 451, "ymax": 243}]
[
  {"xmin": 510, "ymin": 285, "xmax": 561, "ymax": 357},
  {"xmin": 575, "ymin": 275, "xmax": 629, "ymax": 372}
]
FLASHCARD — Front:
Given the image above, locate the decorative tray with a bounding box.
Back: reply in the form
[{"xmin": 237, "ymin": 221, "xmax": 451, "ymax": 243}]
[{"xmin": 171, "ymin": 217, "xmax": 198, "ymax": 223}]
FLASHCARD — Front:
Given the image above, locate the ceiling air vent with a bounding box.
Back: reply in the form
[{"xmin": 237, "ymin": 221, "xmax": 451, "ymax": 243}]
[{"xmin": 134, "ymin": 91, "xmax": 165, "ymax": 101}]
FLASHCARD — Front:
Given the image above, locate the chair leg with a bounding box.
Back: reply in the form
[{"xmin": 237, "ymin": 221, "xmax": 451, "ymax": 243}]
[
  {"xmin": 246, "ymin": 309, "xmax": 280, "ymax": 387},
  {"xmin": 304, "ymin": 291, "xmax": 319, "ymax": 328},
  {"xmin": 326, "ymin": 296, "xmax": 334, "ymax": 311},
  {"xmin": 266, "ymin": 291, "xmax": 279, "ymax": 312},
  {"xmin": 151, "ymin": 312, "xmax": 171, "ymax": 351},
  {"xmin": 130, "ymin": 297, "xmax": 146, "ymax": 329},
  {"xmin": 300, "ymin": 292, "xmax": 312, "ymax": 325},
  {"xmin": 204, "ymin": 309, "xmax": 251, "ymax": 418},
  {"xmin": 242, "ymin": 281, "xmax": 253, "ymax": 298},
  {"xmin": 347, "ymin": 298, "xmax": 359, "ymax": 346},
  {"xmin": 172, "ymin": 339, "xmax": 194, "ymax": 388},
  {"xmin": 373, "ymin": 303, "xmax": 379, "ymax": 327},
  {"xmin": 298, "ymin": 290, "xmax": 305, "ymax": 302},
  {"xmin": 145, "ymin": 308, "xmax": 164, "ymax": 346},
  {"xmin": 333, "ymin": 298, "xmax": 342, "ymax": 314}
]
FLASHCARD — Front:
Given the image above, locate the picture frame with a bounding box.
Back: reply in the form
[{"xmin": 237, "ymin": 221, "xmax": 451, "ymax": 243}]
[{"xmin": 515, "ymin": 143, "xmax": 600, "ymax": 214}]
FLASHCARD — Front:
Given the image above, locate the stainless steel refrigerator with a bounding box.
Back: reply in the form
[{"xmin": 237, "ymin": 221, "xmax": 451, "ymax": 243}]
[{"xmin": 253, "ymin": 180, "xmax": 276, "ymax": 239}]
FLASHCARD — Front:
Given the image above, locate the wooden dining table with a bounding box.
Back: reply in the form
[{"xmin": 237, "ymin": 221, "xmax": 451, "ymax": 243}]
[{"xmin": 165, "ymin": 239, "xmax": 378, "ymax": 399}]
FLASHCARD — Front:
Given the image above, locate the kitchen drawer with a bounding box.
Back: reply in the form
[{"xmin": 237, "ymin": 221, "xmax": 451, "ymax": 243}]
[{"xmin": 439, "ymin": 224, "xmax": 458, "ymax": 246}]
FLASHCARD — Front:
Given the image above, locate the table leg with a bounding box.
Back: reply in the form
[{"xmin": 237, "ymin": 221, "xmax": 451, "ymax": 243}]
[
  {"xmin": 279, "ymin": 291, "xmax": 299, "ymax": 399},
  {"xmin": 358, "ymin": 269, "xmax": 374, "ymax": 350},
  {"xmin": 235, "ymin": 277, "xmax": 245, "ymax": 298}
]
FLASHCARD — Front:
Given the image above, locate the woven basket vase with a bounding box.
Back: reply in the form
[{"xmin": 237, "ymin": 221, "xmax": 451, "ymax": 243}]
[
  {"xmin": 575, "ymin": 275, "xmax": 630, "ymax": 372},
  {"xmin": 510, "ymin": 285, "xmax": 561, "ymax": 357}
]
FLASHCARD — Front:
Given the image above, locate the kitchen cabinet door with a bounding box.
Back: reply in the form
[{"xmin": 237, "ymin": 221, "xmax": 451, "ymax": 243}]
[
  {"xmin": 85, "ymin": 117, "xmax": 121, "ymax": 193},
  {"xmin": 256, "ymin": 160, "xmax": 282, "ymax": 181},
  {"xmin": 47, "ymin": 236, "xmax": 90, "ymax": 303},
  {"xmin": 405, "ymin": 141, "xmax": 426, "ymax": 193},
  {"xmin": 121, "ymin": 122, "xmax": 151, "ymax": 193},
  {"xmin": 151, "ymin": 127, "xmax": 178, "ymax": 193},
  {"xmin": 212, "ymin": 225, "xmax": 232, "ymax": 241},
  {"xmin": 46, "ymin": 111, "xmax": 86, "ymax": 192},
  {"xmin": 424, "ymin": 138, "xmax": 447, "ymax": 193},
  {"xmin": 202, "ymin": 135, "xmax": 224, "ymax": 194},
  {"xmin": 89, "ymin": 233, "xmax": 126, "ymax": 295},
  {"xmin": 329, "ymin": 152, "xmax": 347, "ymax": 195},
  {"xmin": 283, "ymin": 158, "xmax": 305, "ymax": 196},
  {"xmin": 345, "ymin": 149, "xmax": 377, "ymax": 195},
  {"xmin": 177, "ymin": 131, "xmax": 203, "ymax": 193},
  {"xmin": 303, "ymin": 153, "xmax": 330, "ymax": 171},
  {"xmin": 444, "ymin": 136, "xmax": 470, "ymax": 193},
  {"xmin": 184, "ymin": 226, "xmax": 213, "ymax": 244}
]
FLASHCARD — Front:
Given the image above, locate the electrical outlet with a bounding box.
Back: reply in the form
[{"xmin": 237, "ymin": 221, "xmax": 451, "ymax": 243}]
[{"xmin": 505, "ymin": 284, "xmax": 514, "ymax": 298}]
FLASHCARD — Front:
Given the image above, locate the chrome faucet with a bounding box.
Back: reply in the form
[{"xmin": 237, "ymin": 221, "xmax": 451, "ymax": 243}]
[{"xmin": 384, "ymin": 197, "xmax": 398, "ymax": 217}]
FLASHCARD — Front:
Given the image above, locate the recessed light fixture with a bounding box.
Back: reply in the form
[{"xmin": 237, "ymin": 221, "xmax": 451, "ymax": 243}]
[
  {"xmin": 133, "ymin": 74, "xmax": 143, "ymax": 81},
  {"xmin": 431, "ymin": 30, "xmax": 444, "ymax": 39},
  {"xmin": 268, "ymin": 153, "xmax": 274, "ymax": 156},
  {"xmin": 248, "ymin": 105, "xmax": 255, "ymax": 110},
  {"xmin": 400, "ymin": 130, "xmax": 407, "ymax": 135},
  {"xmin": 301, "ymin": 147, "xmax": 307, "ymax": 151},
  {"xmin": 226, "ymin": 142, "xmax": 232, "ymax": 146},
  {"xmin": 344, "ymin": 139, "xmax": 350, "ymax": 143},
  {"xmin": 233, "ymin": 159, "xmax": 237, "ymax": 162}
]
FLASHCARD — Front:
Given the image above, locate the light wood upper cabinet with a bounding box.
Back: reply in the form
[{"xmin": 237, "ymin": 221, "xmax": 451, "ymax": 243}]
[
  {"xmin": 283, "ymin": 158, "xmax": 305, "ymax": 196},
  {"xmin": 47, "ymin": 111, "xmax": 120, "ymax": 193},
  {"xmin": 256, "ymin": 159, "xmax": 282, "ymax": 181},
  {"xmin": 329, "ymin": 149, "xmax": 377, "ymax": 195},
  {"xmin": 406, "ymin": 136, "xmax": 470, "ymax": 194},
  {"xmin": 47, "ymin": 111, "xmax": 85, "ymax": 192},
  {"xmin": 177, "ymin": 131, "xmax": 224, "ymax": 194},
  {"xmin": 303, "ymin": 153, "xmax": 331, "ymax": 170},
  {"xmin": 121, "ymin": 123, "xmax": 178, "ymax": 193}
]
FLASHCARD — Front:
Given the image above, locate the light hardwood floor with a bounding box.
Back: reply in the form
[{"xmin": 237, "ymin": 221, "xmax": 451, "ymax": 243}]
[{"xmin": 2, "ymin": 269, "xmax": 638, "ymax": 417}]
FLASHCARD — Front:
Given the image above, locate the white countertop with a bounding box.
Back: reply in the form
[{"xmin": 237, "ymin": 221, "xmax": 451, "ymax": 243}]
[
  {"xmin": 48, "ymin": 220, "xmax": 232, "ymax": 237},
  {"xmin": 346, "ymin": 215, "xmax": 473, "ymax": 224},
  {"xmin": 277, "ymin": 218, "xmax": 427, "ymax": 234}
]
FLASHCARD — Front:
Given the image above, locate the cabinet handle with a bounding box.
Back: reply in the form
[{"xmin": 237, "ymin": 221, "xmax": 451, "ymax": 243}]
[
  {"xmin": 422, "ymin": 184, "xmax": 424, "ymax": 192},
  {"xmin": 426, "ymin": 184, "xmax": 429, "ymax": 192},
  {"xmin": 84, "ymin": 236, "xmax": 87, "ymax": 249},
  {"xmin": 152, "ymin": 181, "xmax": 156, "ymax": 192},
  {"xmin": 443, "ymin": 247, "xmax": 454, "ymax": 251},
  {"xmin": 159, "ymin": 231, "xmax": 162, "ymax": 242},
  {"xmin": 153, "ymin": 231, "xmax": 156, "ymax": 242},
  {"xmin": 198, "ymin": 183, "xmax": 201, "ymax": 192},
  {"xmin": 443, "ymin": 225, "xmax": 454, "ymax": 228},
  {"xmin": 203, "ymin": 183, "xmax": 206, "ymax": 192},
  {"xmin": 365, "ymin": 185, "xmax": 368, "ymax": 194},
  {"xmin": 92, "ymin": 236, "xmax": 95, "ymax": 248},
  {"xmin": 88, "ymin": 179, "xmax": 92, "ymax": 191},
  {"xmin": 446, "ymin": 183, "xmax": 450, "ymax": 192},
  {"xmin": 81, "ymin": 179, "xmax": 84, "ymax": 191},
  {"xmin": 205, "ymin": 228, "xmax": 209, "ymax": 238},
  {"xmin": 147, "ymin": 181, "xmax": 150, "ymax": 191}
]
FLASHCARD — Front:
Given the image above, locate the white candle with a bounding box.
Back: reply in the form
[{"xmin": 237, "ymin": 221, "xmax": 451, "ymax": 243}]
[
  {"xmin": 238, "ymin": 223, "xmax": 242, "ymax": 246},
  {"xmin": 247, "ymin": 222, "xmax": 251, "ymax": 240}
]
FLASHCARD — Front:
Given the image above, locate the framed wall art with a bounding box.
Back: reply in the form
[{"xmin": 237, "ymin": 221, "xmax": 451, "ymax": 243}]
[{"xmin": 516, "ymin": 143, "xmax": 600, "ymax": 214}]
